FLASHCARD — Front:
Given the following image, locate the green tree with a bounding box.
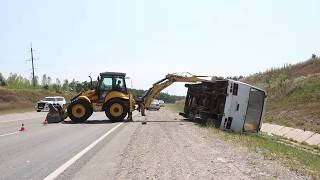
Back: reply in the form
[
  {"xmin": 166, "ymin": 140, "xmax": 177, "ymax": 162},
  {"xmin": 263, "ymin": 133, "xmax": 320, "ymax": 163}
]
[
  {"xmin": 51, "ymin": 78, "xmax": 61, "ymax": 92},
  {"xmin": 41, "ymin": 74, "xmax": 47, "ymax": 87},
  {"xmin": 55, "ymin": 78, "xmax": 61, "ymax": 86},
  {"xmin": 47, "ymin": 76, "xmax": 52, "ymax": 85},
  {"xmin": 0, "ymin": 72, "xmax": 6, "ymax": 86},
  {"xmin": 34, "ymin": 76, "xmax": 39, "ymax": 87},
  {"xmin": 7, "ymin": 73, "xmax": 32, "ymax": 89},
  {"xmin": 62, "ymin": 79, "xmax": 69, "ymax": 91},
  {"xmin": 69, "ymin": 79, "xmax": 76, "ymax": 91},
  {"xmin": 75, "ymin": 82, "xmax": 83, "ymax": 92}
]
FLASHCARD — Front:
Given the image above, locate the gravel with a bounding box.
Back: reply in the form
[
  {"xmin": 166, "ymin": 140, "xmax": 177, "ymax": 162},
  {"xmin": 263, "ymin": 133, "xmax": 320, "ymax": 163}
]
[{"xmin": 113, "ymin": 108, "xmax": 310, "ymax": 180}]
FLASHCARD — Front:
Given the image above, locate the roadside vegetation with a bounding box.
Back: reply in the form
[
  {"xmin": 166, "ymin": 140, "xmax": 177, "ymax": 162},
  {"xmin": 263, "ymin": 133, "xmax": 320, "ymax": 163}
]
[
  {"xmin": 168, "ymin": 100, "xmax": 320, "ymax": 178},
  {"xmin": 0, "ymin": 73, "xmax": 76, "ymax": 114},
  {"xmin": 166, "ymin": 100, "xmax": 185, "ymax": 112},
  {"xmin": 0, "ymin": 88, "xmax": 75, "ymax": 115},
  {"xmin": 212, "ymin": 129, "xmax": 320, "ymax": 179},
  {"xmin": 243, "ymin": 57, "xmax": 320, "ymax": 132},
  {"xmin": 0, "ymin": 72, "xmax": 183, "ymax": 114}
]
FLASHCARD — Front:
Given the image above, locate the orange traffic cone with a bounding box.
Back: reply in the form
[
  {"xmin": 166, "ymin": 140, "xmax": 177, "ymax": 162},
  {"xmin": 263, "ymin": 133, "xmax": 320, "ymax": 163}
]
[
  {"xmin": 43, "ymin": 117, "xmax": 48, "ymax": 126},
  {"xmin": 19, "ymin": 123, "xmax": 26, "ymax": 132}
]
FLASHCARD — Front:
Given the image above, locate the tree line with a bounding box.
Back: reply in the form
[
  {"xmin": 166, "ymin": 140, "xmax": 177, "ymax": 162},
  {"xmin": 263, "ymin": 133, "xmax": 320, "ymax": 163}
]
[
  {"xmin": 128, "ymin": 88, "xmax": 184, "ymax": 103},
  {"xmin": 0, "ymin": 72, "xmax": 184, "ymax": 103},
  {"xmin": 0, "ymin": 72, "xmax": 88, "ymax": 93}
]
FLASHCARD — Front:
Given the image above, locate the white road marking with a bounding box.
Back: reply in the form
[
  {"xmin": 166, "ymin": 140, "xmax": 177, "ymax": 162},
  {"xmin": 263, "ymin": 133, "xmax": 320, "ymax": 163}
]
[
  {"xmin": 0, "ymin": 131, "xmax": 19, "ymax": 137},
  {"xmin": 43, "ymin": 122, "xmax": 124, "ymax": 180}
]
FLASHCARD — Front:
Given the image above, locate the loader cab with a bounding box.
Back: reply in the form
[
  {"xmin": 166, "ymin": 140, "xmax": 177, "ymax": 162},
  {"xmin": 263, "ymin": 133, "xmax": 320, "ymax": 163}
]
[{"xmin": 97, "ymin": 72, "xmax": 128, "ymax": 101}]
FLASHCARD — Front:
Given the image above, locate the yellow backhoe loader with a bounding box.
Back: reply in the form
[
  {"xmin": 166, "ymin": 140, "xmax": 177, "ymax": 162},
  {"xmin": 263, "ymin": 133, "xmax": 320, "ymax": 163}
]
[{"xmin": 65, "ymin": 72, "xmax": 135, "ymax": 123}]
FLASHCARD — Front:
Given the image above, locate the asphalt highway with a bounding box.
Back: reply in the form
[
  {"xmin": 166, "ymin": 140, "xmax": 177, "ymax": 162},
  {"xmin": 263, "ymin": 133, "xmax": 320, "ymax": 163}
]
[
  {"xmin": 0, "ymin": 111, "xmax": 131, "ymax": 180},
  {"xmin": 0, "ymin": 109, "xmax": 308, "ymax": 180}
]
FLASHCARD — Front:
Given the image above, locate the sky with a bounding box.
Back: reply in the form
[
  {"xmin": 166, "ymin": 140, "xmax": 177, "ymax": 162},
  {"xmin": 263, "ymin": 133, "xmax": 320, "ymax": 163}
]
[{"xmin": 1, "ymin": 0, "xmax": 320, "ymax": 95}]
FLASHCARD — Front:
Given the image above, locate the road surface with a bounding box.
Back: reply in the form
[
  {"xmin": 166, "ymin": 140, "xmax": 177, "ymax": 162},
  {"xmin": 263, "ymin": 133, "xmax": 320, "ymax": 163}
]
[{"xmin": 0, "ymin": 109, "xmax": 309, "ymax": 180}]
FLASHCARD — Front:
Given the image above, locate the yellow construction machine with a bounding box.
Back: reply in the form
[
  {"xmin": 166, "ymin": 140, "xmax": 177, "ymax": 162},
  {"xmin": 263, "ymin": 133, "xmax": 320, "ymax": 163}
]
[
  {"xmin": 47, "ymin": 72, "xmax": 210, "ymax": 123},
  {"xmin": 65, "ymin": 72, "xmax": 135, "ymax": 123}
]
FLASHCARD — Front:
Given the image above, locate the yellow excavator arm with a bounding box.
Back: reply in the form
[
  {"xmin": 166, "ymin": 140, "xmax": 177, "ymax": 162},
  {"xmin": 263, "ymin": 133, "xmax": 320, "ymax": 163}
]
[{"xmin": 138, "ymin": 73, "xmax": 218, "ymax": 116}]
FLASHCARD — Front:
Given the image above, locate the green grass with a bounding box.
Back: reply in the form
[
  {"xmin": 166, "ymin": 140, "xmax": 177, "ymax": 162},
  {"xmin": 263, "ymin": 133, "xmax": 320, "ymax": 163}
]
[
  {"xmin": 286, "ymin": 79, "xmax": 320, "ymax": 101},
  {"xmin": 166, "ymin": 100, "xmax": 185, "ymax": 112},
  {"xmin": 209, "ymin": 129, "xmax": 320, "ymax": 178}
]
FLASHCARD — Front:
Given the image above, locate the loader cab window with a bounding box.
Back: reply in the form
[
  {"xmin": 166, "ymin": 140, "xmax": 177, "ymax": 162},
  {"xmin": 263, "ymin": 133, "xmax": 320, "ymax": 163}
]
[
  {"xmin": 113, "ymin": 77, "xmax": 126, "ymax": 93},
  {"xmin": 99, "ymin": 77, "xmax": 113, "ymax": 100}
]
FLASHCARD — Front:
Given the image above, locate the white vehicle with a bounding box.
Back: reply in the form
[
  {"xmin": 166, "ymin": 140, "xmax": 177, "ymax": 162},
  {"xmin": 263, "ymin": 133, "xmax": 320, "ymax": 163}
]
[
  {"xmin": 35, "ymin": 96, "xmax": 66, "ymax": 112},
  {"xmin": 181, "ymin": 79, "xmax": 266, "ymax": 133},
  {"xmin": 148, "ymin": 100, "xmax": 160, "ymax": 110},
  {"xmin": 158, "ymin": 100, "xmax": 165, "ymax": 107},
  {"xmin": 220, "ymin": 80, "xmax": 266, "ymax": 132}
]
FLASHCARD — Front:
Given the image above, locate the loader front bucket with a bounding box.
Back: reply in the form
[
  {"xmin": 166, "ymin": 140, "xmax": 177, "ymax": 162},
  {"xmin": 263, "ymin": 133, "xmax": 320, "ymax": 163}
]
[{"xmin": 46, "ymin": 104, "xmax": 66, "ymax": 123}]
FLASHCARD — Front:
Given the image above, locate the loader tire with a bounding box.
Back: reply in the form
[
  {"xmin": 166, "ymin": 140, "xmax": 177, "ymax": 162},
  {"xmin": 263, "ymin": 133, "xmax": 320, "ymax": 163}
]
[
  {"xmin": 68, "ymin": 99, "xmax": 92, "ymax": 123},
  {"xmin": 105, "ymin": 98, "xmax": 128, "ymax": 122}
]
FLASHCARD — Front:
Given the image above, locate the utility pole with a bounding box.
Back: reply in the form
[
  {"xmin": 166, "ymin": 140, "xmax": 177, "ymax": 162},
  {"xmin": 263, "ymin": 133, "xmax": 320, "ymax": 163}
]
[
  {"xmin": 27, "ymin": 43, "xmax": 37, "ymax": 87},
  {"xmin": 31, "ymin": 44, "xmax": 35, "ymax": 87}
]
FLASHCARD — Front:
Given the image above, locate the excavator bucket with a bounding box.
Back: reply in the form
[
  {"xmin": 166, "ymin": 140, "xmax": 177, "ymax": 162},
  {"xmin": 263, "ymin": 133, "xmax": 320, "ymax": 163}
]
[{"xmin": 46, "ymin": 104, "xmax": 66, "ymax": 123}]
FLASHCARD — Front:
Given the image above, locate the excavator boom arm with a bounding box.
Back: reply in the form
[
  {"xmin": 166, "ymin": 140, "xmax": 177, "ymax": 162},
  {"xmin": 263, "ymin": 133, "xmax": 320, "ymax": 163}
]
[{"xmin": 139, "ymin": 74, "xmax": 210, "ymax": 115}]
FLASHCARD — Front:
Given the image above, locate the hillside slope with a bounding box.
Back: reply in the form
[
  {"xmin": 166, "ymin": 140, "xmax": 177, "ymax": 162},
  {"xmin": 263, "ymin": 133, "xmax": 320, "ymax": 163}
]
[{"xmin": 243, "ymin": 58, "xmax": 320, "ymax": 132}]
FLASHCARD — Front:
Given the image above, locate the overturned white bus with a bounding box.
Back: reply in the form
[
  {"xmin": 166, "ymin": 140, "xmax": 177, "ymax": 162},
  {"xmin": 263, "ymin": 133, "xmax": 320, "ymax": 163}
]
[{"xmin": 180, "ymin": 80, "xmax": 267, "ymax": 133}]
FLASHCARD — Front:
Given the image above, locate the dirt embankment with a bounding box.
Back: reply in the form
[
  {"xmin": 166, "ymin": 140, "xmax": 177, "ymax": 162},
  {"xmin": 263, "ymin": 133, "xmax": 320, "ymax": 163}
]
[{"xmin": 0, "ymin": 88, "xmax": 74, "ymax": 114}]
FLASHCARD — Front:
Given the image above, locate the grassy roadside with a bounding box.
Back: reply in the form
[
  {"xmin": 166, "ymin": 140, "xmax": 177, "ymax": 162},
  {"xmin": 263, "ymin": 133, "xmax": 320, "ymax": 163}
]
[
  {"xmin": 166, "ymin": 100, "xmax": 185, "ymax": 112},
  {"xmin": 168, "ymin": 102, "xmax": 320, "ymax": 179},
  {"xmin": 212, "ymin": 129, "xmax": 320, "ymax": 178},
  {"xmin": 0, "ymin": 87, "xmax": 75, "ymax": 115}
]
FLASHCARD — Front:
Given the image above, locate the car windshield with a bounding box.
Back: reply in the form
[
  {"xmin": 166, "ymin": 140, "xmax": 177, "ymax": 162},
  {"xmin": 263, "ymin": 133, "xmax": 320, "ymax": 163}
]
[{"xmin": 43, "ymin": 98, "xmax": 55, "ymax": 101}]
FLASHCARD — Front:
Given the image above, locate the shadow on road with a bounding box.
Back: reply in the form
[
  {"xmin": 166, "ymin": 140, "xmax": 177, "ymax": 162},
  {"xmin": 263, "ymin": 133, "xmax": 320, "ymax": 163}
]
[
  {"xmin": 62, "ymin": 120, "xmax": 114, "ymax": 124},
  {"xmin": 131, "ymin": 120, "xmax": 191, "ymax": 123},
  {"xmin": 60, "ymin": 119, "xmax": 193, "ymax": 124}
]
